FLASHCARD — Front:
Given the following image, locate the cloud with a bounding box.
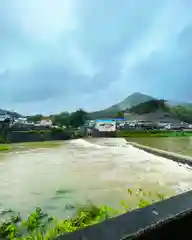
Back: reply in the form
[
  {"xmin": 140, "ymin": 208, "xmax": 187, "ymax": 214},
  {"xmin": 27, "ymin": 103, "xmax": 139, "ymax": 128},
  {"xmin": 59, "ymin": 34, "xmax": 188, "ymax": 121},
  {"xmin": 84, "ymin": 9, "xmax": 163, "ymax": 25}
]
[{"xmin": 0, "ymin": 0, "xmax": 191, "ymax": 114}]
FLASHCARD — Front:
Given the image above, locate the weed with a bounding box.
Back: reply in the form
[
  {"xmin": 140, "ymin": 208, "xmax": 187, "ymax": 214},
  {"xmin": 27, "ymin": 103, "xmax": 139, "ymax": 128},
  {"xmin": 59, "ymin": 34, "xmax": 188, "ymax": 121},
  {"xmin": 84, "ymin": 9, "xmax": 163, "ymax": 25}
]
[{"xmin": 0, "ymin": 189, "xmax": 166, "ymax": 240}]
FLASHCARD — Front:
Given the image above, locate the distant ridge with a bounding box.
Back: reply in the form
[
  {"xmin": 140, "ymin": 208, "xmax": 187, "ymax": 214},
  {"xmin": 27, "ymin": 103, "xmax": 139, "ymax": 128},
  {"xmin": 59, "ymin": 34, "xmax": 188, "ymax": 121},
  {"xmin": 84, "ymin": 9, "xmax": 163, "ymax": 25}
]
[
  {"xmin": 106, "ymin": 92, "xmax": 156, "ymax": 111},
  {"xmin": 0, "ymin": 108, "xmax": 23, "ymax": 118},
  {"xmin": 89, "ymin": 92, "xmax": 192, "ymax": 121},
  {"xmin": 0, "ymin": 92, "xmax": 191, "ymax": 121},
  {"xmin": 89, "ymin": 92, "xmax": 156, "ymax": 119}
]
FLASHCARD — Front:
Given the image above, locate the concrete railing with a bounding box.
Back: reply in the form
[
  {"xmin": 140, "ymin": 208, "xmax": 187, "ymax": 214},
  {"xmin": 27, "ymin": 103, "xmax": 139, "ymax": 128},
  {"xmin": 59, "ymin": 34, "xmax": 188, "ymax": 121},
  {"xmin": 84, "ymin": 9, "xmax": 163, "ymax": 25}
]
[
  {"xmin": 127, "ymin": 141, "xmax": 192, "ymax": 167},
  {"xmin": 56, "ymin": 190, "xmax": 192, "ymax": 240}
]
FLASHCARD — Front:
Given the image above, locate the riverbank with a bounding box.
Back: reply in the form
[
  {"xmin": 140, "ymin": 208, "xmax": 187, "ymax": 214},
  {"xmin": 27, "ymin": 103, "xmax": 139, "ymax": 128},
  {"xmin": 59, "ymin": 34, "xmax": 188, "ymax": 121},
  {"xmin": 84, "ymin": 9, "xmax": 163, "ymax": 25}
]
[
  {"xmin": 0, "ymin": 144, "xmax": 9, "ymax": 151},
  {"xmin": 0, "ymin": 189, "xmax": 166, "ymax": 239},
  {"xmin": 117, "ymin": 130, "xmax": 192, "ymax": 138},
  {"xmin": 0, "ymin": 141, "xmax": 65, "ymax": 152},
  {"xmin": 127, "ymin": 141, "xmax": 192, "ymax": 167},
  {"xmin": 0, "ymin": 128, "xmax": 81, "ymax": 145},
  {"xmin": 127, "ymin": 137, "xmax": 192, "ymax": 157}
]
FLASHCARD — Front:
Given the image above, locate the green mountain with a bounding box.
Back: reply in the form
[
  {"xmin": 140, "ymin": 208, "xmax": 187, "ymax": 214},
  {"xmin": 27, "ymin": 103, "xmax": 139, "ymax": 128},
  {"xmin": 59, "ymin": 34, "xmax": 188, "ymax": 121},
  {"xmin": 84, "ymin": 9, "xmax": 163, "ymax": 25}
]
[
  {"xmin": 107, "ymin": 92, "xmax": 156, "ymax": 111},
  {"xmin": 89, "ymin": 92, "xmax": 155, "ymax": 119},
  {"xmin": 89, "ymin": 93, "xmax": 192, "ymax": 123},
  {"xmin": 128, "ymin": 99, "xmax": 169, "ymax": 114}
]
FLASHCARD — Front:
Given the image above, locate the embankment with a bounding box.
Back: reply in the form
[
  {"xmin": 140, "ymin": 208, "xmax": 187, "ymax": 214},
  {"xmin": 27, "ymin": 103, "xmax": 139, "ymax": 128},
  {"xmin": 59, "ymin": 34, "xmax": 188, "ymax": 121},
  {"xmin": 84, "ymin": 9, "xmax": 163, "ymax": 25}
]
[
  {"xmin": 0, "ymin": 129, "xmax": 79, "ymax": 143},
  {"xmin": 116, "ymin": 129, "xmax": 192, "ymax": 138},
  {"xmin": 127, "ymin": 141, "xmax": 192, "ymax": 167}
]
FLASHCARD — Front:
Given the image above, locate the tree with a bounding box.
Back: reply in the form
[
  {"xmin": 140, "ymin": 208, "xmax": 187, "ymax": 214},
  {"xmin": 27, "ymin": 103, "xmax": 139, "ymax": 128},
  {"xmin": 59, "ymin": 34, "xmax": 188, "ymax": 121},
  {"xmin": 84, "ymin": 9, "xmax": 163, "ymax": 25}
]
[
  {"xmin": 51, "ymin": 112, "xmax": 70, "ymax": 127},
  {"xmin": 69, "ymin": 109, "xmax": 89, "ymax": 128},
  {"xmin": 171, "ymin": 105, "xmax": 192, "ymax": 123},
  {"xmin": 129, "ymin": 100, "xmax": 168, "ymax": 114},
  {"xmin": 116, "ymin": 111, "xmax": 124, "ymax": 118},
  {"xmin": 27, "ymin": 114, "xmax": 43, "ymax": 122}
]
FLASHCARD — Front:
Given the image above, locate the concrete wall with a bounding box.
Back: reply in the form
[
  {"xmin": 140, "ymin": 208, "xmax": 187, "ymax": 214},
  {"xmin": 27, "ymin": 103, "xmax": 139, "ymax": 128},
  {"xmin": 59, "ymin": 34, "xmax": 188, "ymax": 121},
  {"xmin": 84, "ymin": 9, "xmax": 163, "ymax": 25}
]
[
  {"xmin": 5, "ymin": 130, "xmax": 72, "ymax": 143},
  {"xmin": 57, "ymin": 190, "xmax": 192, "ymax": 240},
  {"xmin": 91, "ymin": 129, "xmax": 116, "ymax": 137}
]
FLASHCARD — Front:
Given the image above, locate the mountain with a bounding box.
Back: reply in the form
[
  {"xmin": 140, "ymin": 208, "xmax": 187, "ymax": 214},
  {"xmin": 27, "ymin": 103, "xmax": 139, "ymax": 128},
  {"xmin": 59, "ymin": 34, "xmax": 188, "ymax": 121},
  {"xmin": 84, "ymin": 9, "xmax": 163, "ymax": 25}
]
[
  {"xmin": 89, "ymin": 92, "xmax": 156, "ymax": 119},
  {"xmin": 0, "ymin": 108, "xmax": 23, "ymax": 119},
  {"xmin": 89, "ymin": 92, "xmax": 192, "ymax": 123},
  {"xmin": 107, "ymin": 92, "xmax": 156, "ymax": 111},
  {"xmin": 167, "ymin": 101, "xmax": 192, "ymax": 111},
  {"xmin": 128, "ymin": 99, "xmax": 169, "ymax": 114}
]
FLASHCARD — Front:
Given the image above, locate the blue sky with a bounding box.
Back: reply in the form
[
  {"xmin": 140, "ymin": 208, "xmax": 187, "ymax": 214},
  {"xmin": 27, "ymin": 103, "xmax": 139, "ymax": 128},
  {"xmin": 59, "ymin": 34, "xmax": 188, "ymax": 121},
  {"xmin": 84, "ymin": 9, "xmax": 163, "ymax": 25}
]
[{"xmin": 0, "ymin": 0, "xmax": 191, "ymax": 115}]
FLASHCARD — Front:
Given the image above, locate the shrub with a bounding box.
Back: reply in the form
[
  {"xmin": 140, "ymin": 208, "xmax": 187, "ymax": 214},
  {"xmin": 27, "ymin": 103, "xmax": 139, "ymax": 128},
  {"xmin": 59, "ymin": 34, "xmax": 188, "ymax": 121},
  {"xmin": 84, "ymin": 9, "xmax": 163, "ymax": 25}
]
[
  {"xmin": 0, "ymin": 189, "xmax": 166, "ymax": 239},
  {"xmin": 0, "ymin": 144, "xmax": 9, "ymax": 151}
]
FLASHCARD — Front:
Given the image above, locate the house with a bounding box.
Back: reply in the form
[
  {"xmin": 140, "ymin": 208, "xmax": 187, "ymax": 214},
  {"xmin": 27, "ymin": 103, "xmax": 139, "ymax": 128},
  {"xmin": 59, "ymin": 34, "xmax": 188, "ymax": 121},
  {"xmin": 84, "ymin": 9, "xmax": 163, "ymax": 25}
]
[
  {"xmin": 0, "ymin": 113, "xmax": 11, "ymax": 122},
  {"xmin": 39, "ymin": 119, "xmax": 53, "ymax": 127},
  {"xmin": 95, "ymin": 119, "xmax": 116, "ymax": 132},
  {"xmin": 14, "ymin": 117, "xmax": 28, "ymax": 124},
  {"xmin": 124, "ymin": 110, "xmax": 184, "ymax": 125}
]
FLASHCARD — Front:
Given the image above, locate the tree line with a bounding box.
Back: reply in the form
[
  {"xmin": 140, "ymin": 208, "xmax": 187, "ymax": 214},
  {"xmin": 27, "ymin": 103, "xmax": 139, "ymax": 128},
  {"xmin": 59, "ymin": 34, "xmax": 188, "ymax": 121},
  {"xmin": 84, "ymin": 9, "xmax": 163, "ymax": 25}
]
[
  {"xmin": 27, "ymin": 109, "xmax": 91, "ymax": 128},
  {"xmin": 27, "ymin": 101, "xmax": 192, "ymax": 128}
]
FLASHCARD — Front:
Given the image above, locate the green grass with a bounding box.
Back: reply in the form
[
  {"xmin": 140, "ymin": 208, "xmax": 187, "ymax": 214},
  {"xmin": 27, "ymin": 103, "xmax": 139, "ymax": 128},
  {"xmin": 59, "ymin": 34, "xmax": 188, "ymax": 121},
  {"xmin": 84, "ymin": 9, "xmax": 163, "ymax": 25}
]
[
  {"xmin": 0, "ymin": 141, "xmax": 64, "ymax": 153},
  {"xmin": 0, "ymin": 144, "xmax": 9, "ymax": 151},
  {"xmin": 0, "ymin": 189, "xmax": 167, "ymax": 239},
  {"xmin": 19, "ymin": 141, "xmax": 64, "ymax": 149},
  {"xmin": 116, "ymin": 130, "xmax": 192, "ymax": 138}
]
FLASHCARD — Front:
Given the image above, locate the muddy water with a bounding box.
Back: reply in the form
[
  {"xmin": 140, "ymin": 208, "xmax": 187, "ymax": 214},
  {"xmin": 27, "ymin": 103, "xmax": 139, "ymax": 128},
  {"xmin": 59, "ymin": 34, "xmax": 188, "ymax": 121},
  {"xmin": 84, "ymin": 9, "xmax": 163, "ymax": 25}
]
[{"xmin": 0, "ymin": 138, "xmax": 192, "ymax": 219}]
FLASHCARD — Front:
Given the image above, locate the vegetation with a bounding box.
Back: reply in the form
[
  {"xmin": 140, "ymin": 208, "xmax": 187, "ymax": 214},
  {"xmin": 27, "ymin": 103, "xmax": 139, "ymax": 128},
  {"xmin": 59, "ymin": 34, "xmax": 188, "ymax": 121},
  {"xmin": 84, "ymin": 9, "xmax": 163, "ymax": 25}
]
[
  {"xmin": 171, "ymin": 105, "xmax": 192, "ymax": 124},
  {"xmin": 124, "ymin": 99, "xmax": 192, "ymax": 124},
  {"xmin": 26, "ymin": 99, "xmax": 192, "ymax": 125},
  {"xmin": 0, "ymin": 189, "xmax": 167, "ymax": 239},
  {"xmin": 2, "ymin": 93, "xmax": 192, "ymax": 125},
  {"xmin": 0, "ymin": 134, "xmax": 8, "ymax": 144},
  {"xmin": 0, "ymin": 141, "xmax": 66, "ymax": 152},
  {"xmin": 117, "ymin": 130, "xmax": 192, "ymax": 138},
  {"xmin": 129, "ymin": 99, "xmax": 169, "ymax": 114},
  {"xmin": 89, "ymin": 92, "xmax": 155, "ymax": 119},
  {"xmin": 27, "ymin": 114, "xmax": 44, "ymax": 123},
  {"xmin": 27, "ymin": 109, "xmax": 90, "ymax": 128},
  {"xmin": 0, "ymin": 144, "xmax": 9, "ymax": 151},
  {"xmin": 18, "ymin": 141, "xmax": 64, "ymax": 149}
]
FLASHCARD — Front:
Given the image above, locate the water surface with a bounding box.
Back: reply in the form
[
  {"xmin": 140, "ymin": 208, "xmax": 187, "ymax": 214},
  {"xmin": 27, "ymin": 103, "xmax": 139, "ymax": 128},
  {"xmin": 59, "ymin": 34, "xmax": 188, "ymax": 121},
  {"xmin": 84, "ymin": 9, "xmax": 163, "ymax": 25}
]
[{"xmin": 0, "ymin": 138, "xmax": 192, "ymax": 219}]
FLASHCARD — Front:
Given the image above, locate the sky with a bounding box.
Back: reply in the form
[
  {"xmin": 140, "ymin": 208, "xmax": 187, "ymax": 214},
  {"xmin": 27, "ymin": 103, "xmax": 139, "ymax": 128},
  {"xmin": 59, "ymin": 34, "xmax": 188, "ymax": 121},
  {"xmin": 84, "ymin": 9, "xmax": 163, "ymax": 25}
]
[{"xmin": 0, "ymin": 0, "xmax": 192, "ymax": 115}]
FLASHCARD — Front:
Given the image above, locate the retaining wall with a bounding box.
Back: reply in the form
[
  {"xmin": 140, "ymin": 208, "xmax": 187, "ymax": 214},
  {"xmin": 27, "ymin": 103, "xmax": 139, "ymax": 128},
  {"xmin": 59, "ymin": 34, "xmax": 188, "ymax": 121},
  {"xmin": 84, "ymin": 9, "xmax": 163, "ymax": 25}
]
[
  {"xmin": 5, "ymin": 131, "xmax": 73, "ymax": 143},
  {"xmin": 91, "ymin": 130, "xmax": 116, "ymax": 137}
]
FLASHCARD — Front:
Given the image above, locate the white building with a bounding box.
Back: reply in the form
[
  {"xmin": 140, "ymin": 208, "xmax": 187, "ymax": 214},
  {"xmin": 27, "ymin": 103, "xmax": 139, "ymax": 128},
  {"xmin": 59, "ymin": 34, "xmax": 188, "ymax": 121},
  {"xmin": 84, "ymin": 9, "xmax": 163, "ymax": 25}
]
[
  {"xmin": 0, "ymin": 113, "xmax": 11, "ymax": 122},
  {"xmin": 39, "ymin": 119, "xmax": 53, "ymax": 127},
  {"xmin": 95, "ymin": 120, "xmax": 116, "ymax": 132},
  {"xmin": 14, "ymin": 117, "xmax": 28, "ymax": 124}
]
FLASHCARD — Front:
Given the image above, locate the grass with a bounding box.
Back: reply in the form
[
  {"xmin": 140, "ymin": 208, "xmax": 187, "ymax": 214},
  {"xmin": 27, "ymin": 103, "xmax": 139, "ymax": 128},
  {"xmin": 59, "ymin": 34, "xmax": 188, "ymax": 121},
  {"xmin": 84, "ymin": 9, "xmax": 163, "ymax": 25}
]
[
  {"xmin": 0, "ymin": 141, "xmax": 64, "ymax": 153},
  {"xmin": 0, "ymin": 144, "xmax": 9, "ymax": 151},
  {"xmin": 0, "ymin": 189, "xmax": 167, "ymax": 239},
  {"xmin": 19, "ymin": 141, "xmax": 64, "ymax": 149},
  {"xmin": 116, "ymin": 130, "xmax": 192, "ymax": 138},
  {"xmin": 127, "ymin": 137, "xmax": 192, "ymax": 156}
]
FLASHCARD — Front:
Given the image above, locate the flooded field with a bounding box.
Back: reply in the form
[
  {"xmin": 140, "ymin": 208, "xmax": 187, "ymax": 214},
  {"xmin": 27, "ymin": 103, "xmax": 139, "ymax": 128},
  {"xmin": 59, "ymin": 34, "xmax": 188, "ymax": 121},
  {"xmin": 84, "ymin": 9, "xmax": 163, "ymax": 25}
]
[
  {"xmin": 0, "ymin": 138, "xmax": 192, "ymax": 219},
  {"xmin": 130, "ymin": 137, "xmax": 192, "ymax": 156}
]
